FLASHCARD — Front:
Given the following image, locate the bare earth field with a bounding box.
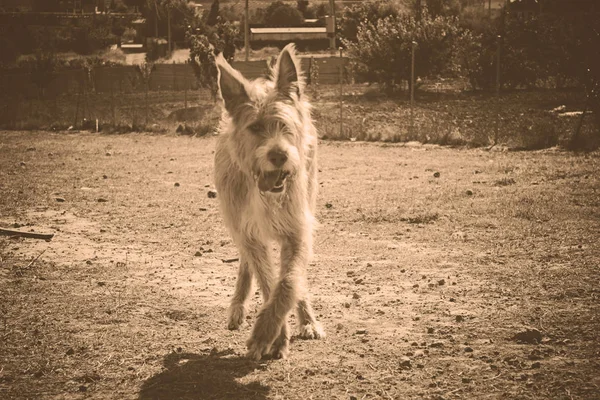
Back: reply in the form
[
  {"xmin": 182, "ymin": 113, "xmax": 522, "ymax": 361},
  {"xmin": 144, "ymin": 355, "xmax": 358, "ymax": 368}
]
[{"xmin": 0, "ymin": 131, "xmax": 599, "ymax": 400}]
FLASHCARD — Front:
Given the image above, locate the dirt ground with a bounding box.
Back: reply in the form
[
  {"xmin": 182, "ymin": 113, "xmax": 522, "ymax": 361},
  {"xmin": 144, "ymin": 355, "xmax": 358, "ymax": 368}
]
[{"xmin": 0, "ymin": 131, "xmax": 599, "ymax": 400}]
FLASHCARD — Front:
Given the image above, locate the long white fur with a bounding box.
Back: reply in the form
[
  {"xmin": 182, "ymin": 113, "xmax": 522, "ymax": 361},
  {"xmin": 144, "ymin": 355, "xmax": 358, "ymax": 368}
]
[{"xmin": 214, "ymin": 44, "xmax": 324, "ymax": 360}]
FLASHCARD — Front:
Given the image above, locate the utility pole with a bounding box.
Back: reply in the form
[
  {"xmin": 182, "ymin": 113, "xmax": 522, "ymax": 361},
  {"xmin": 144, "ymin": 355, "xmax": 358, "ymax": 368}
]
[
  {"xmin": 410, "ymin": 41, "xmax": 416, "ymax": 138},
  {"xmin": 339, "ymin": 47, "xmax": 343, "ymax": 137},
  {"xmin": 495, "ymin": 35, "xmax": 501, "ymax": 144},
  {"xmin": 245, "ymin": 0, "xmax": 249, "ymax": 61},
  {"xmin": 154, "ymin": 0, "xmax": 159, "ymax": 37},
  {"xmin": 329, "ymin": 0, "xmax": 335, "ymax": 51},
  {"xmin": 411, "ymin": 41, "xmax": 416, "ymax": 105},
  {"xmin": 167, "ymin": 5, "xmax": 172, "ymax": 54},
  {"xmin": 496, "ymin": 35, "xmax": 501, "ymax": 95}
]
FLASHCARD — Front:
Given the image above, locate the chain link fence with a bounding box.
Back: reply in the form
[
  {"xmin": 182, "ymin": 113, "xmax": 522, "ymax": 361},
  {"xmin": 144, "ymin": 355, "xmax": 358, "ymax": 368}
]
[{"xmin": 0, "ymin": 57, "xmax": 597, "ymax": 149}]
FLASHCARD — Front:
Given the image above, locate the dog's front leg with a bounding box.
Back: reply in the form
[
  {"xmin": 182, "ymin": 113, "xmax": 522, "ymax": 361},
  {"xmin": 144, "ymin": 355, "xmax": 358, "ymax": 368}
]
[
  {"xmin": 227, "ymin": 257, "xmax": 253, "ymax": 330},
  {"xmin": 246, "ymin": 302, "xmax": 290, "ymax": 360},
  {"xmin": 246, "ymin": 236, "xmax": 308, "ymax": 360}
]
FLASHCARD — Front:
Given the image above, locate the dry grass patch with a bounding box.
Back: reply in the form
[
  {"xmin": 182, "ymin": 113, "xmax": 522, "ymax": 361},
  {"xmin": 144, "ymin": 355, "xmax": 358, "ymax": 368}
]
[{"xmin": 0, "ymin": 132, "xmax": 599, "ymax": 399}]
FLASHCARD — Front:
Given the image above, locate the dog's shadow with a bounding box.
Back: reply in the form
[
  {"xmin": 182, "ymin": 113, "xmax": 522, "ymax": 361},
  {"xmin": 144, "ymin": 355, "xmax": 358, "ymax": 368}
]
[{"xmin": 139, "ymin": 349, "xmax": 269, "ymax": 400}]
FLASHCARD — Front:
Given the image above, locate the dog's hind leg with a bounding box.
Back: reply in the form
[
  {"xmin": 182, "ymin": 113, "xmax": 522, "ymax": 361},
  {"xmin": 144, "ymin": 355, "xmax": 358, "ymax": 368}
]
[{"xmin": 227, "ymin": 257, "xmax": 253, "ymax": 330}]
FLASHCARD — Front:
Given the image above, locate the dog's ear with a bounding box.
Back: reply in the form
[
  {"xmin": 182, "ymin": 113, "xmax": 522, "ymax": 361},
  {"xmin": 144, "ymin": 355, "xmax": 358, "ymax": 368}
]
[
  {"xmin": 216, "ymin": 53, "xmax": 249, "ymax": 113},
  {"xmin": 275, "ymin": 43, "xmax": 301, "ymax": 98}
]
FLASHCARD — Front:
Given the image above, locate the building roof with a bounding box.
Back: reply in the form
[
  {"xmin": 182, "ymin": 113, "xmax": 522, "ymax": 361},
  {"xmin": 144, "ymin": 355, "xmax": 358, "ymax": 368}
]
[{"xmin": 250, "ymin": 27, "xmax": 327, "ymax": 34}]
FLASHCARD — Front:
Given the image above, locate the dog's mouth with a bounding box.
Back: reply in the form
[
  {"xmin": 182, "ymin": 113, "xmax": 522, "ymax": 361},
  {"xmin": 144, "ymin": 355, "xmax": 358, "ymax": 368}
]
[{"xmin": 256, "ymin": 170, "xmax": 290, "ymax": 193}]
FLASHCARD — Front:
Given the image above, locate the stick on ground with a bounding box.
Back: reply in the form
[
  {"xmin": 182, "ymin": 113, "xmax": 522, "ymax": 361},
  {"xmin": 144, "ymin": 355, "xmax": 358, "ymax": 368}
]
[
  {"xmin": 24, "ymin": 248, "xmax": 48, "ymax": 269},
  {"xmin": 0, "ymin": 228, "xmax": 54, "ymax": 240}
]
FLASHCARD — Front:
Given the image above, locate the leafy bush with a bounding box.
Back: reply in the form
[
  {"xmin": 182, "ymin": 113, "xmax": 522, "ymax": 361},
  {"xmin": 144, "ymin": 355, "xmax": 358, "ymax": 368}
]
[
  {"xmin": 501, "ymin": 17, "xmax": 548, "ymax": 89},
  {"xmin": 455, "ymin": 10, "xmax": 599, "ymax": 94},
  {"xmin": 338, "ymin": 0, "xmax": 400, "ymax": 44},
  {"xmin": 589, "ymin": 68, "xmax": 600, "ymax": 136},
  {"xmin": 29, "ymin": 51, "xmax": 59, "ymax": 98},
  {"xmin": 516, "ymin": 115, "xmax": 560, "ymax": 150},
  {"xmin": 146, "ymin": 38, "xmax": 168, "ymax": 62},
  {"xmin": 0, "ymin": 36, "xmax": 19, "ymax": 67},
  {"xmin": 573, "ymin": 27, "xmax": 600, "ymax": 143},
  {"xmin": 344, "ymin": 12, "xmax": 462, "ymax": 93},
  {"xmin": 2, "ymin": 19, "xmax": 116, "ymax": 58},
  {"xmin": 72, "ymin": 18, "xmax": 115, "ymax": 55},
  {"xmin": 455, "ymin": 15, "xmax": 552, "ymax": 91},
  {"xmin": 452, "ymin": 29, "xmax": 485, "ymax": 90}
]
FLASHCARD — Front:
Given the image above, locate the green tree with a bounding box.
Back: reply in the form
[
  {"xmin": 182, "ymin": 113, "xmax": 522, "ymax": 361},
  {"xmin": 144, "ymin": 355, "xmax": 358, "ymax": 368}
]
[
  {"xmin": 187, "ymin": 20, "xmax": 239, "ymax": 99},
  {"xmin": 424, "ymin": 0, "xmax": 461, "ymax": 17},
  {"xmin": 264, "ymin": 1, "xmax": 304, "ymax": 27},
  {"xmin": 313, "ymin": 3, "xmax": 329, "ymax": 18},
  {"xmin": 249, "ymin": 7, "xmax": 267, "ymax": 24},
  {"xmin": 142, "ymin": 0, "xmax": 195, "ymax": 41},
  {"xmin": 188, "ymin": 34, "xmax": 218, "ymax": 99},
  {"xmin": 302, "ymin": 6, "xmax": 317, "ymax": 19},
  {"xmin": 206, "ymin": 0, "xmax": 220, "ymax": 26},
  {"xmin": 110, "ymin": 0, "xmax": 129, "ymax": 12},
  {"xmin": 297, "ymin": 0, "xmax": 309, "ymax": 17},
  {"xmin": 32, "ymin": 0, "xmax": 60, "ymax": 12},
  {"xmin": 219, "ymin": 4, "xmax": 240, "ymax": 22}
]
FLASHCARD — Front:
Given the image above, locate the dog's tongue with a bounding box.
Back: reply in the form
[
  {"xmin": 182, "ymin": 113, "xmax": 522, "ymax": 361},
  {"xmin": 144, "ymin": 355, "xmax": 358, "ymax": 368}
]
[{"xmin": 257, "ymin": 170, "xmax": 281, "ymax": 192}]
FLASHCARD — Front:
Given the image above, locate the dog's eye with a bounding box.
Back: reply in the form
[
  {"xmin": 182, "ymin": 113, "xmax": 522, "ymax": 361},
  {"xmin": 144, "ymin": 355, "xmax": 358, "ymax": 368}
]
[
  {"xmin": 247, "ymin": 122, "xmax": 264, "ymax": 134},
  {"xmin": 283, "ymin": 128, "xmax": 295, "ymax": 137}
]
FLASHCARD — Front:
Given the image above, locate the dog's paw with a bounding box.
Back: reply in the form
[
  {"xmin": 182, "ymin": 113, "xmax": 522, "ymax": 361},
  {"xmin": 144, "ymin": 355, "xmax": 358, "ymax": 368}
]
[
  {"xmin": 227, "ymin": 304, "xmax": 246, "ymax": 330},
  {"xmin": 270, "ymin": 329, "xmax": 290, "ymax": 359},
  {"xmin": 298, "ymin": 322, "xmax": 326, "ymax": 340},
  {"xmin": 246, "ymin": 337, "xmax": 271, "ymax": 361},
  {"xmin": 246, "ymin": 310, "xmax": 282, "ymax": 360},
  {"xmin": 270, "ymin": 340, "xmax": 289, "ymax": 359}
]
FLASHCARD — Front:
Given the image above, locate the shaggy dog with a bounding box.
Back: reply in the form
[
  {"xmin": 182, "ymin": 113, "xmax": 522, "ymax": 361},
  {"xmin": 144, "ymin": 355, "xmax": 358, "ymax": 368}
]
[{"xmin": 214, "ymin": 44, "xmax": 325, "ymax": 360}]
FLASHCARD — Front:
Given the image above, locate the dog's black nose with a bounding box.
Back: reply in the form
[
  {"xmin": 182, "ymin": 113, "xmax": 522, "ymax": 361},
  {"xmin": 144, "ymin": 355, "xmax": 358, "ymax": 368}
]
[{"xmin": 267, "ymin": 148, "xmax": 288, "ymax": 167}]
